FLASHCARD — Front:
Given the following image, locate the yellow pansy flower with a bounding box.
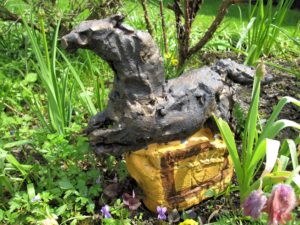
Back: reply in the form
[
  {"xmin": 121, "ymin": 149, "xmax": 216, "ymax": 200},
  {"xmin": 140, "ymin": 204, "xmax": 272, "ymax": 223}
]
[
  {"xmin": 179, "ymin": 219, "xmax": 198, "ymax": 225},
  {"xmin": 171, "ymin": 58, "xmax": 179, "ymax": 66},
  {"xmin": 164, "ymin": 53, "xmax": 171, "ymax": 59}
]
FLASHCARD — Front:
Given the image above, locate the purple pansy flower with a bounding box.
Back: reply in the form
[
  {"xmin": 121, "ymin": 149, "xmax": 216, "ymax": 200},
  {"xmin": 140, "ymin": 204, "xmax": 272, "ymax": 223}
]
[
  {"xmin": 157, "ymin": 206, "xmax": 167, "ymax": 220},
  {"xmin": 95, "ymin": 177, "xmax": 101, "ymax": 184},
  {"xmin": 101, "ymin": 205, "xmax": 112, "ymax": 218},
  {"xmin": 31, "ymin": 194, "xmax": 41, "ymax": 203}
]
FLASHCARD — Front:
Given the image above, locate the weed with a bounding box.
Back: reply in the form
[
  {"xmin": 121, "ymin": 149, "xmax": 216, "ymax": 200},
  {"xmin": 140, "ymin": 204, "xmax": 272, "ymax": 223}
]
[
  {"xmin": 0, "ymin": 0, "xmax": 300, "ymax": 224},
  {"xmin": 215, "ymin": 61, "xmax": 300, "ymax": 203},
  {"xmin": 237, "ymin": 0, "xmax": 295, "ymax": 65},
  {"xmin": 24, "ymin": 18, "xmax": 96, "ymax": 134}
]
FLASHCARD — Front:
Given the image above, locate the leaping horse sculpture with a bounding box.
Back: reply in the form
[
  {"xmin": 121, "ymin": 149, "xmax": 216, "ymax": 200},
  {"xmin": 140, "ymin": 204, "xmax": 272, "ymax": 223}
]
[{"xmin": 62, "ymin": 15, "xmax": 271, "ymax": 156}]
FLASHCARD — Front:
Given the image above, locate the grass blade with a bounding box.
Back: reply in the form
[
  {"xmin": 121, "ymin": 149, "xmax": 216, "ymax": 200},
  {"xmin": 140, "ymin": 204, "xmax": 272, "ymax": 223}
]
[
  {"xmin": 257, "ymin": 97, "xmax": 300, "ymax": 146},
  {"xmin": 0, "ymin": 175, "xmax": 14, "ymax": 194},
  {"xmin": 214, "ymin": 115, "xmax": 243, "ymax": 183},
  {"xmin": 58, "ymin": 49, "xmax": 97, "ymax": 116},
  {"xmin": 252, "ymin": 120, "xmax": 300, "ymax": 169}
]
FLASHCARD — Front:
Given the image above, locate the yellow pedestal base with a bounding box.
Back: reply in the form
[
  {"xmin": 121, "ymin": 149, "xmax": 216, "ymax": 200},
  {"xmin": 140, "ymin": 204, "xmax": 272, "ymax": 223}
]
[{"xmin": 125, "ymin": 128, "xmax": 233, "ymax": 212}]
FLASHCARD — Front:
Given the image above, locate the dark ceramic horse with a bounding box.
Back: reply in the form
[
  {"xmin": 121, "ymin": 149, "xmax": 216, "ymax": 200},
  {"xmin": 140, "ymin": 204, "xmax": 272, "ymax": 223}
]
[{"xmin": 62, "ymin": 15, "xmax": 270, "ymax": 155}]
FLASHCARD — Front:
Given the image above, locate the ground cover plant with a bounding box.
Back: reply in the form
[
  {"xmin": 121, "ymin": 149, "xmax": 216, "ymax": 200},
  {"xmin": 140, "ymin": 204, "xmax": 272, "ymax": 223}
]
[{"xmin": 0, "ymin": 0, "xmax": 299, "ymax": 224}]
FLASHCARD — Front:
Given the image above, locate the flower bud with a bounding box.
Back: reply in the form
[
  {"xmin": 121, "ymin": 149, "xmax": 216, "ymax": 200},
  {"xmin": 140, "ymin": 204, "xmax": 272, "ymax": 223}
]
[
  {"xmin": 264, "ymin": 184, "xmax": 296, "ymax": 225},
  {"xmin": 243, "ymin": 190, "xmax": 267, "ymax": 219},
  {"xmin": 255, "ymin": 60, "xmax": 266, "ymax": 80}
]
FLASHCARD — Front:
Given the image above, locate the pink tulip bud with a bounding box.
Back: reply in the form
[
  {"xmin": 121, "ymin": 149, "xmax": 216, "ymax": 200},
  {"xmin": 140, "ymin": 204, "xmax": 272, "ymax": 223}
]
[
  {"xmin": 243, "ymin": 190, "xmax": 267, "ymax": 219},
  {"xmin": 264, "ymin": 184, "xmax": 296, "ymax": 225}
]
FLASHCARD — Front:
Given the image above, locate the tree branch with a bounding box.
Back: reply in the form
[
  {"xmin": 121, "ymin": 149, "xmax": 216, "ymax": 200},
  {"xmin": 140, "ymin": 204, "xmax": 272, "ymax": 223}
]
[
  {"xmin": 140, "ymin": 0, "xmax": 154, "ymax": 36},
  {"xmin": 0, "ymin": 6, "xmax": 41, "ymax": 31},
  {"xmin": 159, "ymin": 0, "xmax": 168, "ymax": 54},
  {"xmin": 187, "ymin": 0, "xmax": 247, "ymax": 59},
  {"xmin": 173, "ymin": 0, "xmax": 186, "ymax": 66},
  {"xmin": 183, "ymin": 0, "xmax": 191, "ymax": 55},
  {"xmin": 173, "ymin": 0, "xmax": 202, "ymax": 67}
]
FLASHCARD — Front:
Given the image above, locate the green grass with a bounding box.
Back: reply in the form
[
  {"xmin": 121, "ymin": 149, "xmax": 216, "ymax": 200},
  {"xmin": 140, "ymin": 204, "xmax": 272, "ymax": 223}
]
[
  {"xmin": 124, "ymin": 0, "xmax": 299, "ymax": 52},
  {"xmin": 198, "ymin": 1, "xmax": 299, "ymax": 28},
  {"xmin": 1, "ymin": 0, "xmax": 300, "ymax": 224}
]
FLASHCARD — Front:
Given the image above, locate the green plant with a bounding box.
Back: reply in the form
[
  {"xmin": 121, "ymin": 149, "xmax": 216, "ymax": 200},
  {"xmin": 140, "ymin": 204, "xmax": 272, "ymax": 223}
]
[
  {"xmin": 102, "ymin": 199, "xmax": 131, "ymax": 225},
  {"xmin": 0, "ymin": 146, "xmax": 32, "ymax": 196},
  {"xmin": 23, "ymin": 18, "xmax": 96, "ymax": 134},
  {"xmin": 140, "ymin": 0, "xmax": 247, "ymax": 69},
  {"xmin": 59, "ymin": 49, "xmax": 97, "ymax": 116},
  {"xmin": 232, "ymin": 103, "xmax": 246, "ymax": 137},
  {"xmin": 24, "ymin": 18, "xmax": 72, "ymax": 134},
  {"xmin": 1, "ymin": 1, "xmax": 300, "ymax": 223},
  {"xmin": 1, "ymin": 129, "xmax": 103, "ymax": 224},
  {"xmin": 214, "ymin": 61, "xmax": 300, "ymax": 203},
  {"xmin": 84, "ymin": 51, "xmax": 110, "ymax": 111},
  {"xmin": 208, "ymin": 210, "xmax": 265, "ymax": 224},
  {"xmin": 0, "ymin": 0, "xmax": 122, "ymax": 35},
  {"xmin": 237, "ymin": 0, "xmax": 295, "ymax": 65}
]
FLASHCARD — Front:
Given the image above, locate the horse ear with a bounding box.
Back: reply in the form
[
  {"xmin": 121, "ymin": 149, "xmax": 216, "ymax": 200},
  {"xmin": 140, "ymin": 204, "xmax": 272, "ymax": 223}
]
[
  {"xmin": 110, "ymin": 14, "xmax": 125, "ymax": 26},
  {"xmin": 110, "ymin": 14, "xmax": 134, "ymax": 33}
]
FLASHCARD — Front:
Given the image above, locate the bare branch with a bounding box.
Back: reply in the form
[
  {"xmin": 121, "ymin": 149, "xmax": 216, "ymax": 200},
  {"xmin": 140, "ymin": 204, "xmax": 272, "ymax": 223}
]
[
  {"xmin": 188, "ymin": 0, "xmax": 229, "ymax": 58},
  {"xmin": 159, "ymin": 0, "xmax": 168, "ymax": 54},
  {"xmin": 174, "ymin": 0, "xmax": 202, "ymax": 67},
  {"xmin": 140, "ymin": 0, "xmax": 154, "ymax": 36},
  {"xmin": 173, "ymin": 0, "xmax": 185, "ymax": 66},
  {"xmin": 0, "ymin": 6, "xmax": 41, "ymax": 31},
  {"xmin": 190, "ymin": 0, "xmax": 203, "ymax": 22},
  {"xmin": 183, "ymin": 0, "xmax": 191, "ymax": 54}
]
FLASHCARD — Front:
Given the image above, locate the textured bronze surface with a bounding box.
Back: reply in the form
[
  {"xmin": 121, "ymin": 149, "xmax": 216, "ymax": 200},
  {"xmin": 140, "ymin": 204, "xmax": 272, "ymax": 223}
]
[{"xmin": 62, "ymin": 15, "xmax": 272, "ymax": 156}]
